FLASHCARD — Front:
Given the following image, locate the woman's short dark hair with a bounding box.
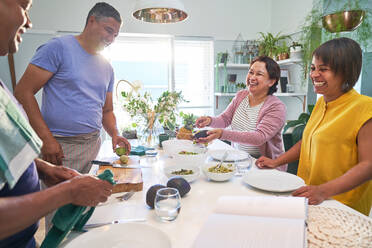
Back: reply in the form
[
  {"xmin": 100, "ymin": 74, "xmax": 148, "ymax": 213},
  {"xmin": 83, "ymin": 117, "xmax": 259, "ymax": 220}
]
[
  {"xmin": 85, "ymin": 2, "xmax": 122, "ymax": 26},
  {"xmin": 250, "ymin": 56, "xmax": 280, "ymax": 95},
  {"xmin": 312, "ymin": 37, "xmax": 362, "ymax": 92}
]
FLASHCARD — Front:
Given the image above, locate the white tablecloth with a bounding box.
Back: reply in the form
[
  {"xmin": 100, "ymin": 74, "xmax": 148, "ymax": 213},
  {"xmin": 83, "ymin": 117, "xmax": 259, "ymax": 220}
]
[{"xmin": 61, "ymin": 139, "xmax": 369, "ymax": 248}]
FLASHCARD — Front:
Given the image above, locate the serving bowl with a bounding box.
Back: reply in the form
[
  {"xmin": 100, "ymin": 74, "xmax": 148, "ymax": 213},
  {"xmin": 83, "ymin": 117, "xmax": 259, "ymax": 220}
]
[
  {"xmin": 164, "ymin": 163, "xmax": 200, "ymax": 183},
  {"xmin": 162, "ymin": 139, "xmax": 194, "ymax": 157},
  {"xmin": 173, "ymin": 146, "xmax": 207, "ymax": 165},
  {"xmin": 202, "ymin": 162, "xmax": 236, "ymax": 182}
]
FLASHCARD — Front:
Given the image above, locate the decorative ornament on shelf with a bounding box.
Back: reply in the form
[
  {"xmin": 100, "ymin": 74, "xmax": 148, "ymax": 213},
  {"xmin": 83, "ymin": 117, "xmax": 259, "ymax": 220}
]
[
  {"xmin": 118, "ymin": 79, "xmax": 186, "ymax": 146},
  {"xmin": 132, "ymin": 0, "xmax": 188, "ymax": 23}
]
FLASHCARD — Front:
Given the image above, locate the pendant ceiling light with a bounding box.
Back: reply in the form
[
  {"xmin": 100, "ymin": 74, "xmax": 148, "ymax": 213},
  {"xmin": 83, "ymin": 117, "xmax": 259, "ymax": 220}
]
[
  {"xmin": 133, "ymin": 0, "xmax": 188, "ymax": 24},
  {"xmin": 322, "ymin": 10, "xmax": 365, "ymax": 33}
]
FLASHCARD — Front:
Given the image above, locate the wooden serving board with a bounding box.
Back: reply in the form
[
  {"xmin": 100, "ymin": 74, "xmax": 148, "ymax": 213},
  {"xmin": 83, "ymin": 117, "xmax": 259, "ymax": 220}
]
[{"xmin": 98, "ymin": 165, "xmax": 143, "ymax": 193}]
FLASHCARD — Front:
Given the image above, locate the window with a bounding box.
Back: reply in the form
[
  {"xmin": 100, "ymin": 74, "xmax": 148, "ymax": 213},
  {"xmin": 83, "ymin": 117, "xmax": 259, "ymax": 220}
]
[
  {"xmin": 102, "ymin": 34, "xmax": 214, "ymax": 132},
  {"xmin": 174, "ymin": 37, "xmax": 214, "ymax": 116}
]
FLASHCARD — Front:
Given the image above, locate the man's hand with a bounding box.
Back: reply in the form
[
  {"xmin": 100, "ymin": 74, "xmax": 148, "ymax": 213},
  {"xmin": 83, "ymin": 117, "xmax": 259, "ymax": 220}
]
[
  {"xmin": 195, "ymin": 116, "xmax": 212, "ymax": 128},
  {"xmin": 112, "ymin": 135, "xmax": 131, "ymax": 154},
  {"xmin": 68, "ymin": 175, "xmax": 113, "ymax": 206},
  {"xmin": 196, "ymin": 129, "xmax": 222, "ymax": 143},
  {"xmin": 36, "ymin": 159, "xmax": 79, "ymax": 187},
  {"xmin": 292, "ymin": 185, "xmax": 329, "ymax": 205},
  {"xmin": 256, "ymin": 156, "xmax": 280, "ymax": 169},
  {"xmin": 41, "ymin": 137, "xmax": 64, "ymax": 165}
]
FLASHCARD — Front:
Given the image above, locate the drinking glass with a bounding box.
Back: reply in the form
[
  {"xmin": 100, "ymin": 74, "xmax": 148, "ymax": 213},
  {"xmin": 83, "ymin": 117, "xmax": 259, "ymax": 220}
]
[
  {"xmin": 155, "ymin": 188, "xmax": 181, "ymax": 222},
  {"xmin": 235, "ymin": 156, "xmax": 252, "ymax": 176}
]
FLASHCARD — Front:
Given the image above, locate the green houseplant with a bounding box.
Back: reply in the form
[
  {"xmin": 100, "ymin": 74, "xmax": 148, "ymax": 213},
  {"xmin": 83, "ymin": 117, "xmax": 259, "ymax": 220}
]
[
  {"xmin": 258, "ymin": 32, "xmax": 289, "ymax": 59},
  {"xmin": 299, "ymin": 0, "xmax": 372, "ymax": 82},
  {"xmin": 282, "ymin": 105, "xmax": 314, "ymax": 175},
  {"xmin": 121, "ymin": 90, "xmax": 186, "ymax": 146}
]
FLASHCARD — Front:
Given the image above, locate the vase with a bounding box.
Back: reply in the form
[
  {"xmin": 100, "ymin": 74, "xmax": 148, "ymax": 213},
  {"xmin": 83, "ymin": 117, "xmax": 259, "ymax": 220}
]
[{"xmin": 136, "ymin": 111, "xmax": 160, "ymax": 148}]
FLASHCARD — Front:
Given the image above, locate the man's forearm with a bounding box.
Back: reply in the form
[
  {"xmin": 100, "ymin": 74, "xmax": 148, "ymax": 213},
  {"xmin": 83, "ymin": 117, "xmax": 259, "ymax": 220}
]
[
  {"xmin": 0, "ymin": 181, "xmax": 73, "ymax": 239},
  {"xmin": 102, "ymin": 111, "xmax": 119, "ymax": 138}
]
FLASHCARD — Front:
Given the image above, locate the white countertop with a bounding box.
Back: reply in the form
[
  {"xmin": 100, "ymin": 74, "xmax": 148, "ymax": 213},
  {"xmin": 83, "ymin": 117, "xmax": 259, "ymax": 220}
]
[{"xmin": 61, "ymin": 139, "xmax": 368, "ymax": 248}]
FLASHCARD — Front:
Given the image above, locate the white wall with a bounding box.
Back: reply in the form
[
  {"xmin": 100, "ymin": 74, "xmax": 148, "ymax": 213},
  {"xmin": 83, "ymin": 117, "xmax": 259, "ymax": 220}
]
[
  {"xmin": 29, "ymin": 0, "xmax": 274, "ymax": 40},
  {"xmin": 270, "ymin": 0, "xmax": 313, "ymax": 35}
]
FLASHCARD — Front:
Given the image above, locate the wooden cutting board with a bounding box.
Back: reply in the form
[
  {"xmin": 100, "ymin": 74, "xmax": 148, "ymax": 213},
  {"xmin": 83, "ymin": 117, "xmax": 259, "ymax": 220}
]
[{"xmin": 98, "ymin": 165, "xmax": 143, "ymax": 193}]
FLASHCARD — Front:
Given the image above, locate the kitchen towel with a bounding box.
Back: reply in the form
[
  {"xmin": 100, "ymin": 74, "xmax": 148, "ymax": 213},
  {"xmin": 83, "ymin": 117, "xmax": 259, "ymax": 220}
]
[{"xmin": 40, "ymin": 169, "xmax": 115, "ymax": 248}]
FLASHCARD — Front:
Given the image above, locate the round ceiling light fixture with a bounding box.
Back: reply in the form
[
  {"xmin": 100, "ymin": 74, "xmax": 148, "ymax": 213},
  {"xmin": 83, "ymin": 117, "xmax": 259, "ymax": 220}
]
[{"xmin": 133, "ymin": 0, "xmax": 188, "ymax": 24}]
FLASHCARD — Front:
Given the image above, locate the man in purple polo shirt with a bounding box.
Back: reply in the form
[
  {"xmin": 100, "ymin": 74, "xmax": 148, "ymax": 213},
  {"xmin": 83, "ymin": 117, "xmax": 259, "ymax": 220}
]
[{"xmin": 15, "ymin": 2, "xmax": 131, "ymax": 175}]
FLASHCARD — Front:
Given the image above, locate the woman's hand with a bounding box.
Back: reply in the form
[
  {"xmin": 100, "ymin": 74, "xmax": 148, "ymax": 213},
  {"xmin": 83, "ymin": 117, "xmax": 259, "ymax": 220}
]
[
  {"xmin": 256, "ymin": 156, "xmax": 279, "ymax": 169},
  {"xmin": 195, "ymin": 116, "xmax": 212, "ymax": 128},
  {"xmin": 197, "ymin": 129, "xmax": 222, "ymax": 143},
  {"xmin": 292, "ymin": 185, "xmax": 329, "ymax": 205}
]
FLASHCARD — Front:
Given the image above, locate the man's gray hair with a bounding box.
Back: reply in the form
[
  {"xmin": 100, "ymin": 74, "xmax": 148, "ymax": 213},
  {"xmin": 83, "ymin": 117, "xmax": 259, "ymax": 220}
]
[{"xmin": 85, "ymin": 2, "xmax": 122, "ymax": 26}]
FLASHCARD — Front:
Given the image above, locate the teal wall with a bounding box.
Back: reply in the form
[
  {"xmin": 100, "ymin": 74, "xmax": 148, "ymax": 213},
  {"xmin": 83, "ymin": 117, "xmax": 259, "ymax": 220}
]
[{"xmin": 361, "ymin": 52, "xmax": 372, "ymax": 97}]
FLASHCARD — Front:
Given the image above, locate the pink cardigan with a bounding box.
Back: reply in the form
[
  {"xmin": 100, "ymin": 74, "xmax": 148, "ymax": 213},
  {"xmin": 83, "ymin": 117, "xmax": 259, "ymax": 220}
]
[{"xmin": 210, "ymin": 90, "xmax": 287, "ymax": 171}]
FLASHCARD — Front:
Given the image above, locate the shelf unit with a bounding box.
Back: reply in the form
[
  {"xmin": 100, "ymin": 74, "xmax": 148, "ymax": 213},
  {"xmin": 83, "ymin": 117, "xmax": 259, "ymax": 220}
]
[
  {"xmin": 215, "ymin": 58, "xmax": 302, "ymax": 69},
  {"xmin": 214, "ymin": 57, "xmax": 306, "ymax": 111},
  {"xmin": 214, "ymin": 92, "xmax": 307, "ymax": 111}
]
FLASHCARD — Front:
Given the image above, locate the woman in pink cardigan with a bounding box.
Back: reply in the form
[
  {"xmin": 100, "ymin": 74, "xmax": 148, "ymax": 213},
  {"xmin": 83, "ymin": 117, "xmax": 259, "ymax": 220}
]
[{"xmin": 196, "ymin": 56, "xmax": 287, "ymax": 171}]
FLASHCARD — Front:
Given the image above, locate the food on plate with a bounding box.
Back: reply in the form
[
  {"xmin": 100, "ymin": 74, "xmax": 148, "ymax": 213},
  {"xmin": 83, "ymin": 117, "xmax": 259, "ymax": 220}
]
[
  {"xmin": 176, "ymin": 127, "xmax": 193, "ymax": 140},
  {"xmin": 146, "ymin": 184, "xmax": 166, "ymax": 209},
  {"xmin": 208, "ymin": 164, "xmax": 234, "ymax": 173},
  {"xmin": 167, "ymin": 176, "xmax": 191, "ymax": 197},
  {"xmin": 119, "ymin": 155, "xmax": 129, "ymax": 164},
  {"xmin": 171, "ymin": 169, "xmax": 194, "ymax": 175},
  {"xmin": 115, "ymin": 147, "xmax": 127, "ymax": 156},
  {"xmin": 178, "ymin": 151, "xmax": 198, "ymax": 155}
]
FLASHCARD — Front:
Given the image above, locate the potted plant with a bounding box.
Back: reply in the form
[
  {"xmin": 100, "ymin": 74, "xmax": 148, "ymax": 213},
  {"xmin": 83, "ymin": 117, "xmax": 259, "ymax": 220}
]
[
  {"xmin": 299, "ymin": 0, "xmax": 372, "ymax": 83},
  {"xmin": 122, "ymin": 123, "xmax": 138, "ymax": 139},
  {"xmin": 289, "ymin": 41, "xmax": 303, "ymax": 60},
  {"xmin": 276, "ymin": 42, "xmax": 290, "ymax": 61},
  {"xmin": 215, "ymin": 51, "xmax": 229, "ymax": 93},
  {"xmin": 282, "ymin": 105, "xmax": 314, "ymax": 174},
  {"xmin": 258, "ymin": 32, "xmax": 289, "ymax": 59}
]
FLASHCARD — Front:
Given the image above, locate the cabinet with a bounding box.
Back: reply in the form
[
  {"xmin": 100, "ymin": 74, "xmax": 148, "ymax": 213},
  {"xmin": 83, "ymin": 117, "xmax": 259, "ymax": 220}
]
[{"xmin": 214, "ymin": 58, "xmax": 306, "ymax": 113}]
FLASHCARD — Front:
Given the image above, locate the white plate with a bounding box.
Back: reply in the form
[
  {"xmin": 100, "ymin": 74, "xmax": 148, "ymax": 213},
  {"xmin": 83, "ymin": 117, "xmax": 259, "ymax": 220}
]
[
  {"xmin": 242, "ymin": 169, "xmax": 305, "ymax": 192},
  {"xmin": 64, "ymin": 223, "xmax": 171, "ymax": 248},
  {"xmin": 164, "ymin": 164, "xmax": 200, "ymax": 183},
  {"xmin": 208, "ymin": 149, "xmax": 250, "ymax": 162}
]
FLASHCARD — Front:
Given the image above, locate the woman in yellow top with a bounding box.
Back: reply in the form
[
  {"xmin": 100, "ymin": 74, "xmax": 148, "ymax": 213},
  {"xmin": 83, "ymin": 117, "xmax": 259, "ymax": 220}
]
[{"xmin": 256, "ymin": 37, "xmax": 372, "ymax": 216}]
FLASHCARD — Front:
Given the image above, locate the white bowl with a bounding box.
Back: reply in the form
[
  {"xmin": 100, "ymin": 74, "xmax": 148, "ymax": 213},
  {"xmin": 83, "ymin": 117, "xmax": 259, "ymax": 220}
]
[
  {"xmin": 173, "ymin": 147, "xmax": 207, "ymax": 166},
  {"xmin": 164, "ymin": 164, "xmax": 200, "ymax": 183},
  {"xmin": 162, "ymin": 139, "xmax": 194, "ymax": 157},
  {"xmin": 202, "ymin": 162, "xmax": 236, "ymax": 182}
]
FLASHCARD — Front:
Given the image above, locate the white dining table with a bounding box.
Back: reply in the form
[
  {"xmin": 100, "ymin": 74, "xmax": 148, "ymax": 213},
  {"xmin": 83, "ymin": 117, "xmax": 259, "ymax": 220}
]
[{"xmin": 60, "ymin": 139, "xmax": 369, "ymax": 248}]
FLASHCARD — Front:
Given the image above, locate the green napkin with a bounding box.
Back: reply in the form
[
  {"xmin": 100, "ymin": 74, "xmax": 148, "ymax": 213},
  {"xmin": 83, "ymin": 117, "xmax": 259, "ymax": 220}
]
[
  {"xmin": 130, "ymin": 146, "xmax": 155, "ymax": 156},
  {"xmin": 40, "ymin": 170, "xmax": 115, "ymax": 248}
]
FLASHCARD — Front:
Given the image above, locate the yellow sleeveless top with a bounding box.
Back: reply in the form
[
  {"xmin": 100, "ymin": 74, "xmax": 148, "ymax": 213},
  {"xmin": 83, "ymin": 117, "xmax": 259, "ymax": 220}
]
[{"xmin": 298, "ymin": 89, "xmax": 372, "ymax": 215}]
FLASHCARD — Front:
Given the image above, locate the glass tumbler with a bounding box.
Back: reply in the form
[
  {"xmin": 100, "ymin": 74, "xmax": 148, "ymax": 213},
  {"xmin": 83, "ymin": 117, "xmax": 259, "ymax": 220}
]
[{"xmin": 155, "ymin": 188, "xmax": 181, "ymax": 222}]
